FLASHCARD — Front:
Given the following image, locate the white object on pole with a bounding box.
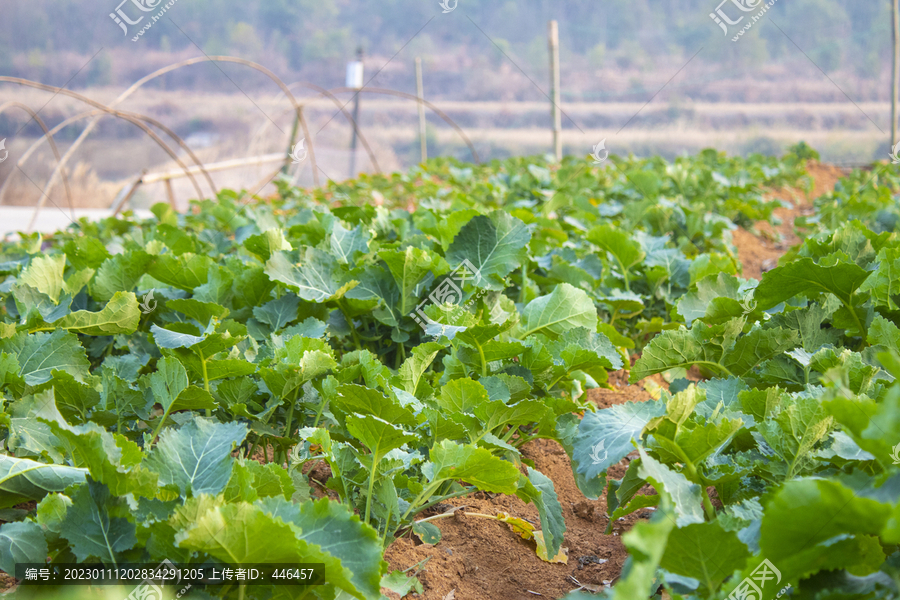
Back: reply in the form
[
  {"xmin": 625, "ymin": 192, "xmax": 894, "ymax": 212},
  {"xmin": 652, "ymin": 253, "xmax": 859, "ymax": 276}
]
[{"xmin": 346, "ymin": 61, "xmax": 364, "ymax": 89}]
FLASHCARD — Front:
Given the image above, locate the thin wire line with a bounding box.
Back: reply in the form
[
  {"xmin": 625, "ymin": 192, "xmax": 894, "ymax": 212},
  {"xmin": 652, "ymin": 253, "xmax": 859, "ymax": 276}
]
[
  {"xmin": 316, "ymin": 16, "xmax": 436, "ymax": 135},
  {"xmin": 167, "ymin": 18, "xmax": 285, "ymax": 135},
  {"xmin": 768, "ymin": 18, "xmax": 885, "ymax": 134},
  {"xmin": 466, "ymin": 15, "xmax": 584, "ymax": 134},
  {"xmin": 616, "ymin": 46, "xmax": 704, "ymax": 135},
  {"xmin": 14, "ymin": 48, "xmax": 105, "ymax": 137}
]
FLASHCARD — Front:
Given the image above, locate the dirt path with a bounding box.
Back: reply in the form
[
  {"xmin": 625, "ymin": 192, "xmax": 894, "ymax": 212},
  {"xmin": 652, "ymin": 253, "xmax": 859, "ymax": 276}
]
[
  {"xmin": 734, "ymin": 161, "xmax": 845, "ymax": 280},
  {"xmin": 384, "ymin": 161, "xmax": 844, "ymax": 600}
]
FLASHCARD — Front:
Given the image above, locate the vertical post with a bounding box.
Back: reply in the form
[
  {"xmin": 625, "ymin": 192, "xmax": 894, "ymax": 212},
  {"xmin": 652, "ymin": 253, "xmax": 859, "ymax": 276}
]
[
  {"xmin": 548, "ymin": 20, "xmax": 562, "ymax": 161},
  {"xmin": 282, "ymin": 113, "xmax": 300, "ymax": 175},
  {"xmin": 348, "ymin": 47, "xmax": 364, "ymax": 179},
  {"xmin": 893, "ymin": 0, "xmax": 899, "ymax": 147},
  {"xmin": 164, "ymin": 178, "xmax": 176, "ymax": 209},
  {"xmin": 416, "ymin": 57, "xmax": 428, "ymax": 163}
]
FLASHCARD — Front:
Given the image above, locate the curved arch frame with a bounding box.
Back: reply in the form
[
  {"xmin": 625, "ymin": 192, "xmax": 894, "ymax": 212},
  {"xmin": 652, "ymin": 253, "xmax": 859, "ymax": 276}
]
[{"xmin": 0, "ymin": 101, "xmax": 74, "ymax": 218}]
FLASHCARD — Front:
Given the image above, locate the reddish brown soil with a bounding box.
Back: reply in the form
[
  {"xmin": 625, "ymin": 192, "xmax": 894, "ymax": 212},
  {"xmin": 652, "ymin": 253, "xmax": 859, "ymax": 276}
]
[
  {"xmin": 735, "ymin": 161, "xmax": 844, "ymax": 280},
  {"xmin": 383, "ymin": 376, "xmax": 657, "ymax": 600}
]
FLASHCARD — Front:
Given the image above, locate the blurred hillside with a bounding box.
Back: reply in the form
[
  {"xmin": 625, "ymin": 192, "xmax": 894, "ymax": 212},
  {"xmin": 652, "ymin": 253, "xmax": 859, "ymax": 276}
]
[{"xmin": 0, "ymin": 0, "xmax": 892, "ymax": 102}]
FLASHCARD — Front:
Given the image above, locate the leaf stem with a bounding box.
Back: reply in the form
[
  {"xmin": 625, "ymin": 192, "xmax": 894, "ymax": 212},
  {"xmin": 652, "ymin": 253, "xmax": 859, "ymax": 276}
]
[
  {"xmin": 247, "ymin": 436, "xmax": 260, "ymax": 461},
  {"xmin": 364, "ymin": 451, "xmax": 381, "ymax": 526},
  {"xmin": 312, "ymin": 392, "xmax": 327, "ymax": 428},
  {"xmin": 518, "ymin": 262, "xmax": 527, "ymax": 304},
  {"xmin": 401, "ymin": 481, "xmax": 443, "ymax": 521},
  {"xmin": 150, "ymin": 404, "xmax": 176, "ymax": 446},
  {"xmin": 476, "ymin": 342, "xmax": 488, "ymax": 378},
  {"xmin": 409, "ymin": 486, "xmax": 476, "ymax": 518},
  {"xmin": 340, "ymin": 300, "xmax": 363, "ymax": 350},
  {"xmin": 199, "ymin": 349, "xmax": 211, "ymax": 418}
]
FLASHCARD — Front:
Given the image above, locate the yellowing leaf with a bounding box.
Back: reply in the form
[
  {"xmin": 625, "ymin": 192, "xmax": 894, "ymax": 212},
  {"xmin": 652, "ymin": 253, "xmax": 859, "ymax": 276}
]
[
  {"xmin": 494, "ymin": 511, "xmax": 535, "ymax": 540},
  {"xmin": 534, "ymin": 530, "xmax": 568, "ymax": 564}
]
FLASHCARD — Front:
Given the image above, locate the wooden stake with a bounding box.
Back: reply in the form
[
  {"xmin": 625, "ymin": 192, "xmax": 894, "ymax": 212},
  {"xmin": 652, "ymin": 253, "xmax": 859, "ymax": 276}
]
[
  {"xmin": 416, "ymin": 57, "xmax": 428, "ymax": 163},
  {"xmin": 548, "ymin": 21, "xmax": 562, "ymax": 161},
  {"xmin": 164, "ymin": 178, "xmax": 176, "ymax": 209},
  {"xmin": 893, "ymin": 0, "xmax": 899, "ymax": 147},
  {"xmin": 349, "ymin": 47, "xmax": 364, "ymax": 179}
]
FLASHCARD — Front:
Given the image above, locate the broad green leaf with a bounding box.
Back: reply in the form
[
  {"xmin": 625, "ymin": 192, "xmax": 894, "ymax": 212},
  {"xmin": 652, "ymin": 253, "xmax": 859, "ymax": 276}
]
[
  {"xmin": 631, "ymin": 320, "xmax": 795, "ymax": 382},
  {"xmin": 755, "ymin": 395, "xmax": 832, "ymax": 479},
  {"xmin": 148, "ymin": 253, "xmax": 213, "ymax": 290},
  {"xmin": 59, "ymin": 479, "xmax": 137, "ymax": 563},
  {"xmin": 411, "ymin": 521, "xmax": 441, "ymax": 545},
  {"xmin": 379, "ymin": 246, "xmax": 448, "ymax": 315},
  {"xmin": 51, "ymin": 370, "xmax": 100, "ymax": 424},
  {"xmin": 145, "ymin": 417, "xmax": 247, "ymax": 497},
  {"xmin": 35, "ymin": 492, "xmax": 71, "ymax": 534},
  {"xmin": 20, "ymin": 254, "xmax": 66, "ymax": 303},
  {"xmin": 825, "ymin": 385, "xmax": 900, "ymax": 470},
  {"xmin": 677, "ymin": 273, "xmax": 749, "ymax": 326},
  {"xmin": 587, "ymin": 224, "xmax": 645, "ymax": 280},
  {"xmin": 427, "ymin": 441, "xmax": 520, "ymax": 494},
  {"xmin": 753, "ymin": 257, "xmax": 870, "ymax": 310},
  {"xmin": 265, "ymin": 248, "xmax": 347, "ymax": 302},
  {"xmin": 168, "ymin": 385, "xmax": 220, "ymax": 413},
  {"xmin": 0, "ymin": 330, "xmax": 90, "ymax": 386},
  {"xmin": 63, "ymin": 236, "xmax": 110, "ymax": 271},
  {"xmin": 244, "ymin": 228, "xmax": 292, "ymax": 261},
  {"xmin": 291, "ymin": 497, "xmax": 387, "ymax": 599},
  {"xmin": 636, "ymin": 448, "xmax": 705, "ymax": 526},
  {"xmin": 55, "ymin": 291, "xmax": 141, "ymax": 336},
  {"xmin": 473, "ymin": 399, "xmax": 549, "ymax": 434},
  {"xmin": 394, "ymin": 341, "xmax": 444, "ymax": 396},
  {"xmin": 42, "ymin": 419, "xmax": 158, "ymax": 498},
  {"xmin": 759, "ymin": 478, "xmax": 891, "ymax": 583},
  {"xmin": 224, "ymin": 459, "xmax": 294, "ymax": 503},
  {"xmin": 644, "ymin": 387, "xmax": 744, "ymax": 467},
  {"xmin": 177, "ymin": 500, "xmax": 380, "ymax": 600},
  {"xmin": 333, "ymin": 385, "xmax": 416, "ymax": 428},
  {"xmin": 445, "ymin": 212, "xmax": 531, "ymax": 290},
  {"xmin": 331, "ymin": 222, "xmax": 370, "ymax": 265},
  {"xmin": 438, "ymin": 378, "xmax": 490, "ymax": 416},
  {"xmin": 91, "ymin": 250, "xmax": 153, "ymax": 302},
  {"xmin": 166, "ymin": 298, "xmax": 229, "ymax": 325},
  {"xmin": 516, "ymin": 468, "xmax": 566, "ymax": 560},
  {"xmin": 253, "ymin": 294, "xmax": 300, "ymax": 330},
  {"xmin": 150, "ymin": 324, "xmax": 205, "ymax": 349},
  {"xmin": 612, "ymin": 499, "xmax": 676, "ymax": 600},
  {"xmin": 146, "ymin": 356, "xmax": 189, "ymax": 413},
  {"xmin": 859, "ymin": 247, "xmax": 900, "ymax": 311},
  {"xmin": 660, "ymin": 520, "xmax": 750, "ymax": 592},
  {"xmin": 573, "ymin": 399, "xmax": 665, "ymax": 479},
  {"xmin": 522, "ymin": 283, "xmax": 597, "ymax": 338},
  {"xmin": 346, "ymin": 414, "xmax": 416, "ymax": 464},
  {"xmin": 62, "ymin": 268, "xmax": 94, "ymax": 296},
  {"xmin": 0, "ymin": 520, "xmax": 48, "ymax": 576},
  {"xmin": 868, "ymin": 314, "xmax": 900, "ymax": 353},
  {"xmin": 12, "ymin": 284, "xmax": 71, "ymax": 324},
  {"xmin": 548, "ymin": 327, "xmax": 624, "ymax": 381},
  {"xmin": 0, "ymin": 455, "xmax": 86, "ymax": 509},
  {"xmin": 721, "ymin": 327, "xmax": 799, "ymax": 376}
]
